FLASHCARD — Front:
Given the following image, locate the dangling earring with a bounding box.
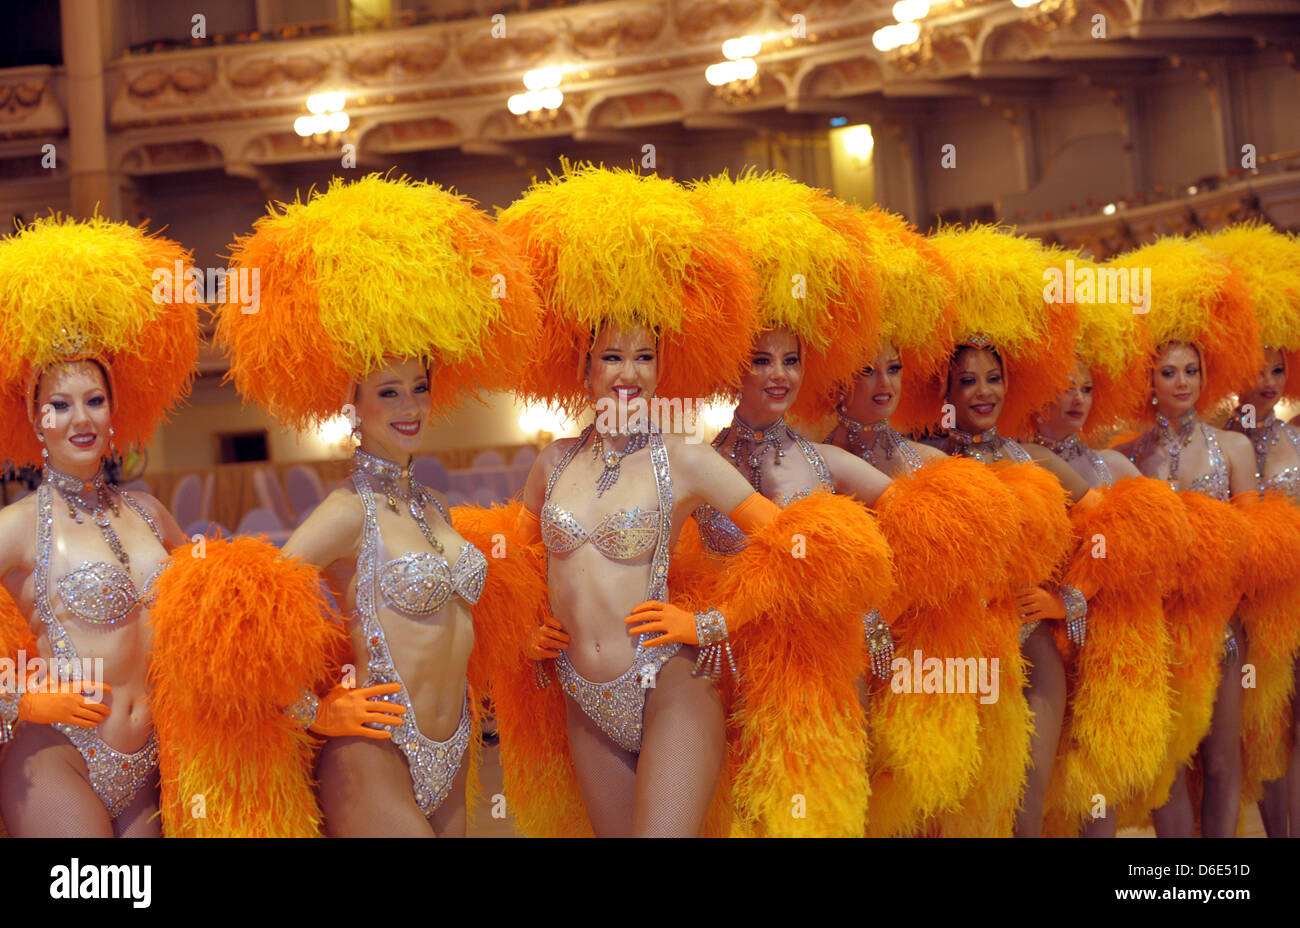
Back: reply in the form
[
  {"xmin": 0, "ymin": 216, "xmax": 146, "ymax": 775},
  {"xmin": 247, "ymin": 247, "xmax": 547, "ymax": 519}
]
[
  {"xmin": 1150, "ymin": 393, "xmax": 1158, "ymax": 406},
  {"xmin": 350, "ymin": 416, "xmax": 362, "ymax": 444},
  {"xmin": 108, "ymin": 425, "xmax": 117, "ymax": 455},
  {"xmin": 38, "ymin": 432, "xmax": 47, "ymax": 462}
]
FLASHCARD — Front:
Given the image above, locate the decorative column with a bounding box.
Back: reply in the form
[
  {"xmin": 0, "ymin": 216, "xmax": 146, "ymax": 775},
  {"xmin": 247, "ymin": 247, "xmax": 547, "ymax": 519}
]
[{"xmin": 59, "ymin": 0, "xmax": 118, "ymax": 218}]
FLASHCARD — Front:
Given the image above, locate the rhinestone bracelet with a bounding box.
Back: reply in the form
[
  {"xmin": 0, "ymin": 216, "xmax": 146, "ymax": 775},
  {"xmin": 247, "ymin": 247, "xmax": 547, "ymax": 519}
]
[
  {"xmin": 693, "ymin": 609, "xmax": 738, "ymax": 681},
  {"xmin": 1059, "ymin": 585, "xmax": 1088, "ymax": 648},
  {"xmin": 1222, "ymin": 622, "xmax": 1240, "ymax": 665},
  {"xmin": 284, "ymin": 688, "xmax": 320, "ymax": 730},
  {"xmin": 1, "ymin": 689, "xmax": 22, "ymax": 744},
  {"xmin": 862, "ymin": 608, "xmax": 896, "ymax": 679}
]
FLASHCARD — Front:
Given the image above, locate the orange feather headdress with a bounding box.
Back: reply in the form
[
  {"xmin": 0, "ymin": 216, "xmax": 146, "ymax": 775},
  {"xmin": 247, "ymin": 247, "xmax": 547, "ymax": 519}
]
[
  {"xmin": 917, "ymin": 225, "xmax": 1079, "ymax": 438},
  {"xmin": 497, "ymin": 162, "xmax": 759, "ymax": 419},
  {"xmin": 1107, "ymin": 236, "xmax": 1258, "ymax": 422},
  {"xmin": 1197, "ymin": 222, "xmax": 1300, "ymax": 404},
  {"xmin": 215, "ymin": 173, "xmax": 541, "ymax": 430},
  {"xmin": 688, "ymin": 171, "xmax": 882, "ymax": 424},
  {"xmin": 0, "ymin": 215, "xmax": 199, "ymax": 470},
  {"xmin": 850, "ymin": 208, "xmax": 959, "ymax": 434}
]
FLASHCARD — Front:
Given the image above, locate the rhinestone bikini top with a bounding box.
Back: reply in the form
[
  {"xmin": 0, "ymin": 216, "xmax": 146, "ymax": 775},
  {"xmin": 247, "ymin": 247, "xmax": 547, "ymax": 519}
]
[
  {"xmin": 695, "ymin": 422, "xmax": 834, "ymax": 555},
  {"xmin": 41, "ymin": 485, "xmax": 167, "ymax": 627},
  {"xmin": 354, "ymin": 471, "xmax": 486, "ymax": 616},
  {"xmin": 1262, "ymin": 424, "xmax": 1300, "ymax": 502},
  {"xmin": 540, "ymin": 501, "xmax": 659, "ymax": 560},
  {"xmin": 540, "ymin": 426, "xmax": 663, "ymax": 562}
]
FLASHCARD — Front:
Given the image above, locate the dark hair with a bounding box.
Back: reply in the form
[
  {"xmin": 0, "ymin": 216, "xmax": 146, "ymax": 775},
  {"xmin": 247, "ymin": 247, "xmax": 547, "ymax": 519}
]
[{"xmin": 946, "ymin": 343, "xmax": 1002, "ymax": 394}]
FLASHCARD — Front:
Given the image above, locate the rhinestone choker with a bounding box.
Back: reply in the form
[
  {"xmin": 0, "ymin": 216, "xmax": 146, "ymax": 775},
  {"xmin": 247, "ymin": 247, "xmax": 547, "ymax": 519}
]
[
  {"xmin": 724, "ymin": 415, "xmax": 791, "ymax": 494},
  {"xmin": 836, "ymin": 405, "xmax": 897, "ymax": 465},
  {"xmin": 43, "ymin": 464, "xmax": 128, "ymax": 566},
  {"xmin": 590, "ymin": 427, "xmax": 649, "ymax": 498},
  {"xmin": 1033, "ymin": 431, "xmax": 1086, "ymax": 461}
]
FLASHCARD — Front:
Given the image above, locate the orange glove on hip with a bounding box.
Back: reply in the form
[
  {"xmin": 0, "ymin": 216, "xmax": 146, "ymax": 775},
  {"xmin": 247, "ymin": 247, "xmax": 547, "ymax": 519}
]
[
  {"xmin": 16, "ymin": 680, "xmax": 112, "ymax": 728},
  {"xmin": 309, "ymin": 683, "xmax": 406, "ymax": 740}
]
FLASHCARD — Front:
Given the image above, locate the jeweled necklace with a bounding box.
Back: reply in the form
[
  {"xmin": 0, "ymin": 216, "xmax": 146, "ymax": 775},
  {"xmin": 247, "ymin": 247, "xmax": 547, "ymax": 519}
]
[
  {"xmin": 589, "ymin": 426, "xmax": 649, "ymax": 498},
  {"xmin": 352, "ymin": 447, "xmax": 444, "ymax": 554},
  {"xmin": 1237, "ymin": 411, "xmax": 1282, "ymax": 482},
  {"xmin": 725, "ymin": 414, "xmax": 790, "ymax": 494},
  {"xmin": 1155, "ymin": 408, "xmax": 1198, "ymax": 487},
  {"xmin": 947, "ymin": 425, "xmax": 1006, "ymax": 464},
  {"xmin": 44, "ymin": 463, "xmax": 130, "ymax": 567},
  {"xmin": 1033, "ymin": 431, "xmax": 1086, "ymax": 461},
  {"xmin": 836, "ymin": 405, "xmax": 897, "ymax": 465}
]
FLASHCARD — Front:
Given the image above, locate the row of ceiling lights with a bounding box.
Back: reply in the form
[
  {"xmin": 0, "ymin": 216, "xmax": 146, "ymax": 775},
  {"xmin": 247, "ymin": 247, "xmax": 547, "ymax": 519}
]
[{"xmin": 295, "ymin": 1, "xmax": 1052, "ymax": 137}]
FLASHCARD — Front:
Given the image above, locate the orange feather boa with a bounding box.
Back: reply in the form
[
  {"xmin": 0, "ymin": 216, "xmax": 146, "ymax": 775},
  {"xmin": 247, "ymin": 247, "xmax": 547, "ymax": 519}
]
[{"xmin": 148, "ymin": 536, "xmax": 346, "ymax": 837}]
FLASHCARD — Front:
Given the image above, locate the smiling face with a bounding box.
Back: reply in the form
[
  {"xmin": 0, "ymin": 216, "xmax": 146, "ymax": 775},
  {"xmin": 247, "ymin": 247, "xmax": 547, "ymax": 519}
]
[
  {"xmin": 948, "ymin": 346, "xmax": 1005, "ymax": 433},
  {"xmin": 1239, "ymin": 346, "xmax": 1286, "ymax": 420},
  {"xmin": 846, "ymin": 338, "xmax": 901, "ymax": 424},
  {"xmin": 587, "ymin": 322, "xmax": 658, "ymax": 418},
  {"xmin": 735, "ymin": 328, "xmax": 802, "ymax": 427},
  {"xmin": 35, "ymin": 361, "xmax": 113, "ymax": 476},
  {"xmin": 354, "ymin": 356, "xmax": 432, "ymax": 463},
  {"xmin": 1150, "ymin": 341, "xmax": 1202, "ymax": 419},
  {"xmin": 1037, "ymin": 358, "xmax": 1093, "ymax": 440}
]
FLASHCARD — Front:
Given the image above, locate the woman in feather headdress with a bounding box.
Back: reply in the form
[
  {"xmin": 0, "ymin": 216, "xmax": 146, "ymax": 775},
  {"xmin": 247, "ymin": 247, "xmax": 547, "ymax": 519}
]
[
  {"xmin": 672, "ymin": 172, "xmax": 897, "ymax": 837},
  {"xmin": 150, "ymin": 173, "xmax": 543, "ymax": 837},
  {"xmin": 0, "ymin": 215, "xmax": 199, "ymax": 836},
  {"xmin": 1111, "ymin": 236, "xmax": 1260, "ymax": 838},
  {"xmin": 909, "ymin": 226, "xmax": 1090, "ymax": 837},
  {"xmin": 1203, "ymin": 223, "xmax": 1300, "ymax": 838},
  {"xmin": 1030, "ymin": 255, "xmax": 1192, "ymax": 839}
]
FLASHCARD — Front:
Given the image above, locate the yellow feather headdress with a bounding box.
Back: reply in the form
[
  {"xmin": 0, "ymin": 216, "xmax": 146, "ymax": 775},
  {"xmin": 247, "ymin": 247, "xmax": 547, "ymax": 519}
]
[
  {"xmin": 852, "ymin": 208, "xmax": 958, "ymax": 432},
  {"xmin": 0, "ymin": 215, "xmax": 199, "ymax": 468},
  {"xmin": 1197, "ymin": 222, "xmax": 1300, "ymax": 403},
  {"xmin": 1037, "ymin": 251, "xmax": 1150, "ymax": 441},
  {"xmin": 918, "ymin": 225, "xmax": 1078, "ymax": 437}
]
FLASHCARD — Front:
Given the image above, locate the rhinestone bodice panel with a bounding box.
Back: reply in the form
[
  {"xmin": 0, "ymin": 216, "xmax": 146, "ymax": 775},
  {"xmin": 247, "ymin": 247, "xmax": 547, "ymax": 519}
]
[
  {"xmin": 1184, "ymin": 425, "xmax": 1231, "ymax": 502},
  {"xmin": 376, "ymin": 546, "xmax": 487, "ymax": 616},
  {"xmin": 539, "ymin": 501, "xmax": 660, "ymax": 560}
]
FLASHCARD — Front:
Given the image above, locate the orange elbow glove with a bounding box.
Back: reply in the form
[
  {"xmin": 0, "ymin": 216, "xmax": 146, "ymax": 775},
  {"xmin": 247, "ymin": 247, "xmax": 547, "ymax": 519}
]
[
  {"xmin": 526, "ymin": 614, "xmax": 570, "ymax": 660},
  {"xmin": 515, "ymin": 504, "xmax": 543, "ymax": 546},
  {"xmin": 1015, "ymin": 585, "xmax": 1089, "ymax": 646}
]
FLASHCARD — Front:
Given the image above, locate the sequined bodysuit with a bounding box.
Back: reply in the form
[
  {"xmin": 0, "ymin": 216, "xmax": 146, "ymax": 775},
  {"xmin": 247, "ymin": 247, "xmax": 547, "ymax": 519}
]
[
  {"xmin": 540, "ymin": 424, "xmax": 678, "ymax": 754},
  {"xmin": 352, "ymin": 465, "xmax": 487, "ymax": 815},
  {"xmin": 34, "ymin": 481, "xmax": 162, "ymax": 820}
]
